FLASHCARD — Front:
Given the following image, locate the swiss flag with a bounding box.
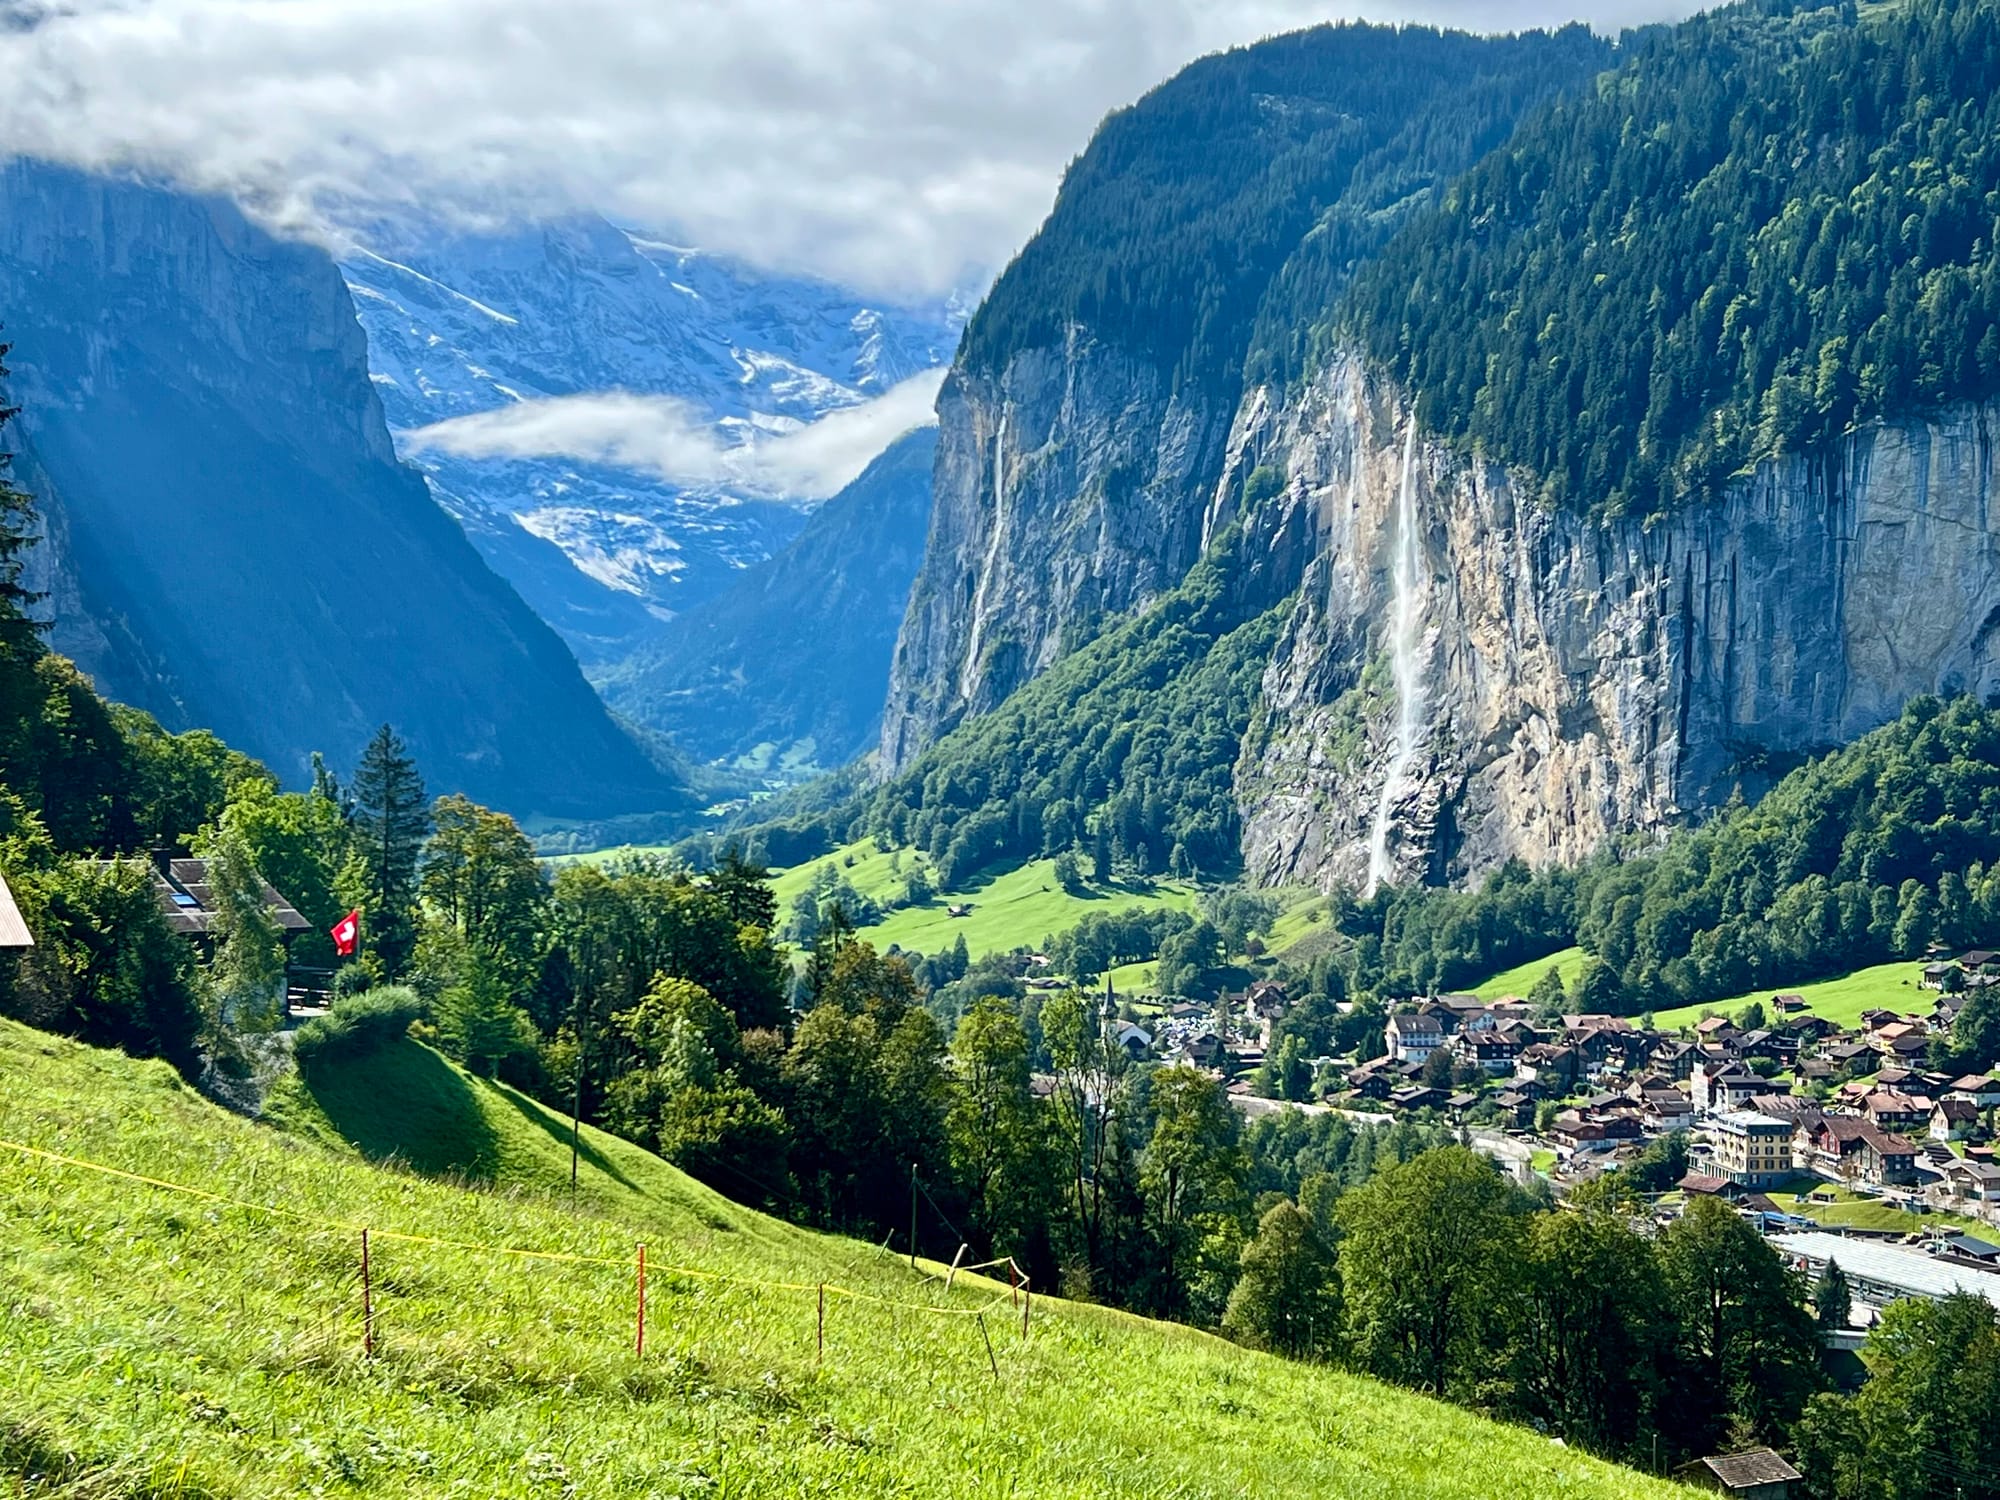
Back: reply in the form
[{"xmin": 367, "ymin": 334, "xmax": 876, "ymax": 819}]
[{"xmin": 330, "ymin": 909, "xmax": 361, "ymax": 957}]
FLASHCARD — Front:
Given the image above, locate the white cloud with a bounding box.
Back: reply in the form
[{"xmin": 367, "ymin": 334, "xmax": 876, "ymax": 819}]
[
  {"xmin": 0, "ymin": 0, "xmax": 1693, "ymax": 297},
  {"xmin": 406, "ymin": 368, "xmax": 947, "ymax": 501}
]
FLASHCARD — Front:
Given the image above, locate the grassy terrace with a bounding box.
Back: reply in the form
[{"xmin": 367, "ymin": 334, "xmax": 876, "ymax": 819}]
[
  {"xmin": 1762, "ymin": 1178, "xmax": 1989, "ymax": 1237},
  {"xmin": 0, "ymin": 1019, "xmax": 1678, "ymax": 1499},
  {"xmin": 1651, "ymin": 960, "xmax": 1931, "ymax": 1032},
  {"xmin": 573, "ymin": 837, "xmax": 1202, "ymax": 966},
  {"xmin": 771, "ymin": 841, "xmax": 1203, "ymax": 960}
]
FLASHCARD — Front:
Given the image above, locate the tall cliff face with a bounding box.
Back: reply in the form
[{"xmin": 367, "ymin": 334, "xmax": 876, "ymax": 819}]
[
  {"xmin": 879, "ymin": 338, "xmax": 1225, "ymax": 769},
  {"xmin": 0, "ymin": 160, "xmax": 685, "ymax": 818},
  {"xmin": 876, "ymin": 21, "xmax": 1616, "ymax": 775},
  {"xmin": 1233, "ymin": 354, "xmax": 2000, "ymax": 890}
]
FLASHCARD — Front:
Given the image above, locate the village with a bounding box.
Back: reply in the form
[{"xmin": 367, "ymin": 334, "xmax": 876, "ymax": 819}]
[{"xmin": 1127, "ymin": 951, "xmax": 2000, "ymax": 1350}]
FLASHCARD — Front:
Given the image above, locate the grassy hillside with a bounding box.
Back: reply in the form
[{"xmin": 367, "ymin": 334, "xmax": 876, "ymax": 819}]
[
  {"xmin": 768, "ymin": 839, "xmax": 1202, "ymax": 961},
  {"xmin": 1650, "ymin": 960, "xmax": 1932, "ymax": 1032},
  {"xmin": 0, "ymin": 1018, "xmax": 1679, "ymax": 1498},
  {"xmin": 565, "ymin": 839, "xmax": 1197, "ymax": 964},
  {"xmin": 1471, "ymin": 947, "xmax": 1586, "ymax": 1002}
]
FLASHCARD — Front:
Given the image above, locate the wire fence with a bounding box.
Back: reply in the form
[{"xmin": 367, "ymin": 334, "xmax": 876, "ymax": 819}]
[{"xmin": 0, "ymin": 1135, "xmax": 1035, "ymax": 1374}]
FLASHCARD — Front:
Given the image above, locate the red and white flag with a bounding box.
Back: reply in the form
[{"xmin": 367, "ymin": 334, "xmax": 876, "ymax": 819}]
[{"xmin": 330, "ymin": 909, "xmax": 361, "ymax": 957}]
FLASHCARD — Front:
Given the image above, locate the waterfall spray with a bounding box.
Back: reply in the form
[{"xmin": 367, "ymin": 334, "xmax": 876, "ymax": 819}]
[{"xmin": 1364, "ymin": 419, "xmax": 1426, "ymax": 896}]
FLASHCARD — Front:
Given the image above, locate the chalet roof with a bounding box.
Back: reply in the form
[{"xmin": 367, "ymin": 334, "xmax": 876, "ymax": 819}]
[
  {"xmin": 1389, "ymin": 1011, "xmax": 1444, "ymax": 1035},
  {"xmin": 1950, "ymin": 1074, "xmax": 1999, "ymax": 1093},
  {"xmin": 1750, "ymin": 1093, "xmax": 1821, "ymax": 1123},
  {"xmin": 1679, "ymin": 1173, "xmax": 1732, "ymax": 1194},
  {"xmin": 1865, "ymin": 1091, "xmax": 1933, "ymax": 1116},
  {"xmin": 1693, "ymin": 1449, "xmax": 1803, "ymax": 1490},
  {"xmin": 0, "ymin": 872, "xmax": 30, "ymax": 948},
  {"xmin": 1943, "ymin": 1157, "xmax": 2000, "ymax": 1184},
  {"xmin": 1936, "ymin": 1097, "xmax": 1979, "ymax": 1121},
  {"xmin": 97, "ymin": 856, "xmax": 311, "ymax": 938}
]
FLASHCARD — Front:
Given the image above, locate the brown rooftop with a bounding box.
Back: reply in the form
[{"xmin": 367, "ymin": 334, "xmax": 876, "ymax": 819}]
[
  {"xmin": 1694, "ymin": 1448, "xmax": 1803, "ymax": 1489},
  {"xmin": 94, "ymin": 855, "xmax": 310, "ymax": 938}
]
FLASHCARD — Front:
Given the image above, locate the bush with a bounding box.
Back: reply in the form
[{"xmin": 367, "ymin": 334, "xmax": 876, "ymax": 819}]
[{"xmin": 292, "ymin": 986, "xmax": 424, "ymax": 1068}]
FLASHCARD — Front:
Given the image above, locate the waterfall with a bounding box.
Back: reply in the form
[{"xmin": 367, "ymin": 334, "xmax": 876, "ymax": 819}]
[
  {"xmin": 1364, "ymin": 418, "xmax": 1427, "ymax": 896},
  {"xmin": 959, "ymin": 411, "xmax": 1009, "ymax": 702}
]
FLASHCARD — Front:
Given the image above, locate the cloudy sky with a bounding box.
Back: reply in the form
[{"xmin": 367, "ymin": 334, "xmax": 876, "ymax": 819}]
[
  {"xmin": 0, "ymin": 0, "xmax": 1692, "ymax": 499},
  {"xmin": 0, "ymin": 0, "xmax": 1688, "ymax": 300}
]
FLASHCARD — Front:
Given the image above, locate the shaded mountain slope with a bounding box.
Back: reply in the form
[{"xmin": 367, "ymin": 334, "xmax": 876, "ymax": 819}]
[{"xmin": 0, "ymin": 160, "xmax": 683, "ymax": 819}]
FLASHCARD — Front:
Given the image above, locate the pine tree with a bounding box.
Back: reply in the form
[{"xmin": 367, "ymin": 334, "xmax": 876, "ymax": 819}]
[
  {"xmin": 350, "ymin": 724, "xmax": 430, "ymax": 977},
  {"xmin": 437, "ymin": 960, "xmax": 532, "ymax": 1078}
]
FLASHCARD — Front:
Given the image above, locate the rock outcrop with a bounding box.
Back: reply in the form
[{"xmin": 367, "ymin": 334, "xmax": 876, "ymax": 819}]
[{"xmin": 1234, "ymin": 353, "xmax": 2000, "ymax": 889}]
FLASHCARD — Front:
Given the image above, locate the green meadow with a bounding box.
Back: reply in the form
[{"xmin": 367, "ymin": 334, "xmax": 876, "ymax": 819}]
[
  {"xmin": 0, "ymin": 1018, "xmax": 1681, "ymax": 1499},
  {"xmin": 1650, "ymin": 960, "xmax": 1932, "ymax": 1032}
]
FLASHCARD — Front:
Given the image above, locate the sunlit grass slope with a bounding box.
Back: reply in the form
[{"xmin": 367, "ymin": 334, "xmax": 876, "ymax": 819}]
[
  {"xmin": 0, "ymin": 1019, "xmax": 1677, "ymax": 1499},
  {"xmin": 1470, "ymin": 946, "xmax": 1586, "ymax": 1001},
  {"xmin": 770, "ymin": 839, "xmax": 1201, "ymax": 961},
  {"xmin": 1650, "ymin": 959, "xmax": 1931, "ymax": 1031}
]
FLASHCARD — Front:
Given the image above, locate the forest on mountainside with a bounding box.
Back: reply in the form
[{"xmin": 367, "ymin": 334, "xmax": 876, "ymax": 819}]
[
  {"xmin": 716, "ymin": 529, "xmax": 1285, "ymax": 885},
  {"xmin": 1353, "ymin": 697, "xmax": 2000, "ymax": 1043},
  {"xmin": 958, "ymin": 21, "xmax": 1613, "ymax": 404},
  {"xmin": 1343, "ymin": 0, "xmax": 2000, "ymax": 516}
]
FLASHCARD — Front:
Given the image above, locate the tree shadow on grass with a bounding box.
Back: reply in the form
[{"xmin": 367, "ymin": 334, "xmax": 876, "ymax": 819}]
[{"xmin": 301, "ymin": 1038, "xmax": 503, "ymax": 1183}]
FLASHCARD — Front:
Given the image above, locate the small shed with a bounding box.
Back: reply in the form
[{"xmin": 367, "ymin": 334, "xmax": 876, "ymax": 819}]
[{"xmin": 1677, "ymin": 1448, "xmax": 1802, "ymax": 1499}]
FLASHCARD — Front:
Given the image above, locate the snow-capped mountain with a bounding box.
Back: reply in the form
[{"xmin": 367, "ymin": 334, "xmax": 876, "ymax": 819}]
[{"xmin": 342, "ymin": 216, "xmax": 963, "ymax": 662}]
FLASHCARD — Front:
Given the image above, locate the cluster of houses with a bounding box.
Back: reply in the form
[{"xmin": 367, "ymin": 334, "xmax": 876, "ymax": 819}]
[{"xmin": 1135, "ymin": 952, "xmax": 2000, "ymax": 1230}]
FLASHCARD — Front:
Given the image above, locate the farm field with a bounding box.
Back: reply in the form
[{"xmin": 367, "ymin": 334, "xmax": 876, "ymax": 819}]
[
  {"xmin": 768, "ymin": 839, "xmax": 1201, "ymax": 961},
  {"xmin": 0, "ymin": 1019, "xmax": 1683, "ymax": 1500}
]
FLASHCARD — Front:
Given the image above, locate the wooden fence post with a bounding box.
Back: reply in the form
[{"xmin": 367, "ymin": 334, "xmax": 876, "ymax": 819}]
[
  {"xmin": 816, "ymin": 1283, "xmax": 825, "ymax": 1366},
  {"xmin": 944, "ymin": 1243, "xmax": 967, "ymax": 1294},
  {"xmin": 360, "ymin": 1228, "xmax": 374, "ymax": 1360},
  {"xmin": 635, "ymin": 1243, "xmax": 647, "ymax": 1358}
]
